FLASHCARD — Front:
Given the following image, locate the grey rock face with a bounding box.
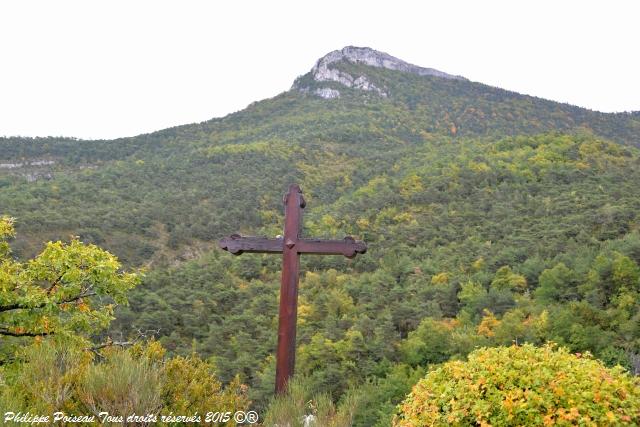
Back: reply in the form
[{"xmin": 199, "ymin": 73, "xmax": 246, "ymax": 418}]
[
  {"xmin": 293, "ymin": 46, "xmax": 465, "ymax": 98},
  {"xmin": 297, "ymin": 87, "xmax": 342, "ymax": 99},
  {"xmin": 0, "ymin": 159, "xmax": 56, "ymax": 182},
  {"xmin": 26, "ymin": 172, "xmax": 53, "ymax": 183},
  {"xmin": 314, "ymin": 88, "xmax": 341, "ymax": 99},
  {"xmin": 0, "ymin": 159, "xmax": 55, "ymax": 169},
  {"xmin": 332, "ymin": 46, "xmax": 465, "ymax": 80},
  {"xmin": 0, "ymin": 163, "xmax": 23, "ymax": 169}
]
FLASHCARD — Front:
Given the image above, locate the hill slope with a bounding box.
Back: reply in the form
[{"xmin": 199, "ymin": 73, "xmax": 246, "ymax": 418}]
[{"xmin": 1, "ymin": 47, "xmax": 639, "ymax": 264}]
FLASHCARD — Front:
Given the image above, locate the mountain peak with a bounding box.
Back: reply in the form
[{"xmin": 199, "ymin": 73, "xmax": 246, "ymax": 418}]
[{"xmin": 293, "ymin": 46, "xmax": 466, "ymax": 98}]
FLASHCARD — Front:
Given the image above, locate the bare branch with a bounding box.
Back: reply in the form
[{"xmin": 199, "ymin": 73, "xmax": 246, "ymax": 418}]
[{"xmin": 87, "ymin": 341, "xmax": 133, "ymax": 351}]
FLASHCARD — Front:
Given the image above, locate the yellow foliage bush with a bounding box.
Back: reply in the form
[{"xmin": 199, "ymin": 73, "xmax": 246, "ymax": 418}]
[{"xmin": 395, "ymin": 344, "xmax": 640, "ymax": 426}]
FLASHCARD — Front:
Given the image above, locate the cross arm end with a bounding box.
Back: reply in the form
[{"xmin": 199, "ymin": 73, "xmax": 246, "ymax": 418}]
[{"xmin": 219, "ymin": 234, "xmax": 284, "ymax": 255}]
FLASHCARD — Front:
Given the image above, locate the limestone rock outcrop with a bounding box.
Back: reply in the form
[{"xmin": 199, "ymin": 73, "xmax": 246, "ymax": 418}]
[{"xmin": 293, "ymin": 46, "xmax": 465, "ymax": 99}]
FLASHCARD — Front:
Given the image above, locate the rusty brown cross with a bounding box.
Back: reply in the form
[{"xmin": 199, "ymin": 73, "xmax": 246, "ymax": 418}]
[{"xmin": 219, "ymin": 184, "xmax": 366, "ymax": 394}]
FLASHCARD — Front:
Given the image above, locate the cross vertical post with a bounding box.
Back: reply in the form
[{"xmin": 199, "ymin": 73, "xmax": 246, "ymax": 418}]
[
  {"xmin": 276, "ymin": 184, "xmax": 304, "ymax": 394},
  {"xmin": 219, "ymin": 184, "xmax": 366, "ymax": 394}
]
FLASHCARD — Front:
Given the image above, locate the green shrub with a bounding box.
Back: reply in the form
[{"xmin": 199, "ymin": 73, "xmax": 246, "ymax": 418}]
[
  {"xmin": 263, "ymin": 376, "xmax": 360, "ymax": 427},
  {"xmin": 160, "ymin": 353, "xmax": 249, "ymax": 423},
  {"xmin": 78, "ymin": 350, "xmax": 163, "ymax": 417},
  {"xmin": 1, "ymin": 340, "xmax": 249, "ymax": 424}
]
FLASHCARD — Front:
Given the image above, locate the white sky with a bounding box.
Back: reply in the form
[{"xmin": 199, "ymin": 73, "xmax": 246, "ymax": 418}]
[{"xmin": 0, "ymin": 1, "xmax": 639, "ymax": 140}]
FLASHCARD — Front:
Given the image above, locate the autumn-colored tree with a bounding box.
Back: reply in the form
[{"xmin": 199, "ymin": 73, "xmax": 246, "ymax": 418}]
[{"xmin": 0, "ymin": 216, "xmax": 139, "ymax": 350}]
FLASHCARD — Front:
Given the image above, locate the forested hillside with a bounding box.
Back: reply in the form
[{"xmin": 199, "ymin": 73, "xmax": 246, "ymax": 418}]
[
  {"xmin": 1, "ymin": 48, "xmax": 639, "ymax": 265},
  {"xmin": 1, "ymin": 47, "xmax": 639, "ymax": 424}
]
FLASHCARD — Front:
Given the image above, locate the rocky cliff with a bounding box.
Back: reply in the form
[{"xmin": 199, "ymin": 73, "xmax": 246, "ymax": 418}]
[{"xmin": 293, "ymin": 46, "xmax": 466, "ymax": 98}]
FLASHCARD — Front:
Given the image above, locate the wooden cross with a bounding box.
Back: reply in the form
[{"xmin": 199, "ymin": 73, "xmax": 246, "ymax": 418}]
[{"xmin": 219, "ymin": 184, "xmax": 366, "ymax": 394}]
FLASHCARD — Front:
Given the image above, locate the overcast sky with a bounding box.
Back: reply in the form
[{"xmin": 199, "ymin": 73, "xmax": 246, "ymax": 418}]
[{"xmin": 1, "ymin": 1, "xmax": 638, "ymax": 140}]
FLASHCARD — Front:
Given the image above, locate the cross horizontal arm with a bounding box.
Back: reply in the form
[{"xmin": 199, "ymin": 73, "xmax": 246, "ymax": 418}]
[
  {"xmin": 218, "ymin": 235, "xmax": 367, "ymax": 258},
  {"xmin": 219, "ymin": 234, "xmax": 283, "ymax": 255},
  {"xmin": 297, "ymin": 236, "xmax": 367, "ymax": 258}
]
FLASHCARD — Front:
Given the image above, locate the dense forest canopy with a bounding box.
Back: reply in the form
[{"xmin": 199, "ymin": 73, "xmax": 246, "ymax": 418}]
[{"xmin": 1, "ymin": 50, "xmax": 639, "ymax": 424}]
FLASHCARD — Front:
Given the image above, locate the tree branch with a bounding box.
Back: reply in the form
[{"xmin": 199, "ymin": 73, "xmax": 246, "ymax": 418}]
[
  {"xmin": 46, "ymin": 273, "xmax": 65, "ymax": 295},
  {"xmin": 0, "ymin": 291, "xmax": 97, "ymax": 313},
  {"xmin": 0, "ymin": 328, "xmax": 54, "ymax": 337},
  {"xmin": 65, "ymin": 291, "xmax": 97, "ymax": 304}
]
